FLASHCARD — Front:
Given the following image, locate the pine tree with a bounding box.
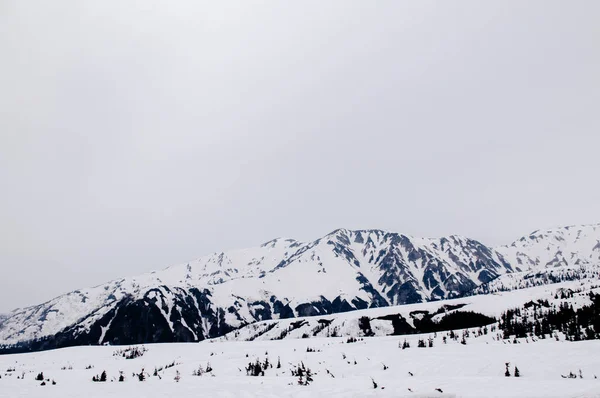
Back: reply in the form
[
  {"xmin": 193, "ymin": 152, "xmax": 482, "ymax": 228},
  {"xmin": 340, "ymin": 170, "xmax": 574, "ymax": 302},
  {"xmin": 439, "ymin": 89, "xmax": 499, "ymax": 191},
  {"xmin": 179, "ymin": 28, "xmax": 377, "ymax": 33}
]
[
  {"xmin": 514, "ymin": 366, "xmax": 520, "ymax": 377},
  {"xmin": 305, "ymin": 368, "xmax": 313, "ymax": 385}
]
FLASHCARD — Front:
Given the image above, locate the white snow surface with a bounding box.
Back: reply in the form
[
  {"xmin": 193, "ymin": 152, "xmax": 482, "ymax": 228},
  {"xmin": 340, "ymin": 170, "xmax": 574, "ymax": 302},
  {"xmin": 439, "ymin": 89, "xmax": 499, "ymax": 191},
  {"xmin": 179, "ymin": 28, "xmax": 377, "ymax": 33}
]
[{"xmin": 1, "ymin": 308, "xmax": 600, "ymax": 397}]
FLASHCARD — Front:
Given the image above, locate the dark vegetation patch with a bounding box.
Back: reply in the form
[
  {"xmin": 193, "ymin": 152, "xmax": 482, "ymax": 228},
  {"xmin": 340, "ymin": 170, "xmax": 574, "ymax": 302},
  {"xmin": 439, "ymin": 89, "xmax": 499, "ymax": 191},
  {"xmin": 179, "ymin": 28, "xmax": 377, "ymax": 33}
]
[{"xmin": 374, "ymin": 305, "xmax": 495, "ymax": 336}]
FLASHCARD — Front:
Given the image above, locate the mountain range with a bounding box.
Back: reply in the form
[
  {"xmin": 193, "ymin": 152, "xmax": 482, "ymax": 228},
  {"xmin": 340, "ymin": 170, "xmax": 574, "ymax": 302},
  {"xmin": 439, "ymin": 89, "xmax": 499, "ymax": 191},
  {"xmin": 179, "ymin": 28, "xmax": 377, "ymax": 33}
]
[{"xmin": 1, "ymin": 223, "xmax": 599, "ymax": 353}]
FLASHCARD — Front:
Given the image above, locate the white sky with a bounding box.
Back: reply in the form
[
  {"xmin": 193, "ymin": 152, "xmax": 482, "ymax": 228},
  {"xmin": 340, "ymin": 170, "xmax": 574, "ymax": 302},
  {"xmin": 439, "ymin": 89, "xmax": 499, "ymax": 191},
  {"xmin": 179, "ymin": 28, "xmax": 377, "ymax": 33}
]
[{"xmin": 1, "ymin": 1, "xmax": 599, "ymax": 312}]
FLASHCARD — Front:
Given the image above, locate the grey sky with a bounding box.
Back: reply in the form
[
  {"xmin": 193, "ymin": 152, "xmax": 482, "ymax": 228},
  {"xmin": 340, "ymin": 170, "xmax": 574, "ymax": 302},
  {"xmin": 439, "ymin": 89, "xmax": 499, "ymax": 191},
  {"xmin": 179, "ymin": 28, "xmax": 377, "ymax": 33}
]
[{"xmin": 1, "ymin": 1, "xmax": 598, "ymax": 312}]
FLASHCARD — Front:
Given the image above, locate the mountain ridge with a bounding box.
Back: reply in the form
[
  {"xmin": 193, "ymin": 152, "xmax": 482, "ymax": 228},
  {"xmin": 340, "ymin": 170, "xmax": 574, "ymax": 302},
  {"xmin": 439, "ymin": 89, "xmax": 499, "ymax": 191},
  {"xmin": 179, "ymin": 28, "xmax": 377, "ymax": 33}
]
[{"xmin": 1, "ymin": 223, "xmax": 599, "ymax": 353}]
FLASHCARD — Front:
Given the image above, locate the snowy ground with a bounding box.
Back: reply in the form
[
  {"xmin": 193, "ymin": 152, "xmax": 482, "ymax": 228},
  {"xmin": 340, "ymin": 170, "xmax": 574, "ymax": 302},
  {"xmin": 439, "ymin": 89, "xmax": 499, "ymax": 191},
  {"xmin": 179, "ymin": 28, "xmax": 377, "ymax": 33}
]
[{"xmin": 1, "ymin": 329, "xmax": 600, "ymax": 398}]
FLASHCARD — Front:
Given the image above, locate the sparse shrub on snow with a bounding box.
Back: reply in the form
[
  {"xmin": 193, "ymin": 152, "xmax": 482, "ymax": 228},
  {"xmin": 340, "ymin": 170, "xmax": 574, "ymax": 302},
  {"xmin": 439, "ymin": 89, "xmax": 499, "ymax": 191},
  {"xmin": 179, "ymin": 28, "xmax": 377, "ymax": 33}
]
[
  {"xmin": 113, "ymin": 346, "xmax": 148, "ymax": 360},
  {"xmin": 291, "ymin": 362, "xmax": 313, "ymax": 386}
]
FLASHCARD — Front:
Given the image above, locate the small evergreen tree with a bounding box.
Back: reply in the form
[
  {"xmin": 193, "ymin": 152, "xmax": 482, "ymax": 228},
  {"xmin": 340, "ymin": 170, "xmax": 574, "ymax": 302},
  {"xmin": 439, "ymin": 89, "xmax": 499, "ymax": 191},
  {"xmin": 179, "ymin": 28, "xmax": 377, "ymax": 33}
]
[
  {"xmin": 305, "ymin": 368, "xmax": 313, "ymax": 385},
  {"xmin": 514, "ymin": 366, "xmax": 520, "ymax": 377}
]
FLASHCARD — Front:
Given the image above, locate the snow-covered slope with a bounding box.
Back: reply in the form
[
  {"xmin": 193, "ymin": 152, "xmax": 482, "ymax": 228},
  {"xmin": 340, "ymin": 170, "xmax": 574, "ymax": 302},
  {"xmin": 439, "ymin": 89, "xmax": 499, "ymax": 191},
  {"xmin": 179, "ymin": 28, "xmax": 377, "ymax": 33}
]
[
  {"xmin": 497, "ymin": 224, "xmax": 600, "ymax": 270},
  {"xmin": 474, "ymin": 223, "xmax": 600, "ymax": 295},
  {"xmin": 470, "ymin": 263, "xmax": 600, "ymax": 295},
  {"xmin": 1, "ymin": 224, "xmax": 599, "ymax": 353},
  {"xmin": 216, "ymin": 279, "xmax": 600, "ymax": 342}
]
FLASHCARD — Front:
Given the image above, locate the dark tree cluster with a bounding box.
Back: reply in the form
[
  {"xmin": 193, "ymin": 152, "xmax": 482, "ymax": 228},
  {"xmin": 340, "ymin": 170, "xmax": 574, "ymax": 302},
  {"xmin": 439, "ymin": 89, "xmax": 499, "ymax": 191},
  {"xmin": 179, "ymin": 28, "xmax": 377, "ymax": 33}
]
[
  {"xmin": 471, "ymin": 268, "xmax": 600, "ymax": 295},
  {"xmin": 291, "ymin": 362, "xmax": 313, "ymax": 386},
  {"xmin": 346, "ymin": 336, "xmax": 363, "ymax": 343},
  {"xmin": 192, "ymin": 362, "xmax": 212, "ymax": 376},
  {"xmin": 382, "ymin": 310, "xmax": 495, "ymax": 337},
  {"xmin": 429, "ymin": 311, "xmax": 496, "ymax": 332},
  {"xmin": 134, "ymin": 369, "xmax": 147, "ymax": 381},
  {"xmin": 505, "ymin": 363, "xmax": 520, "ymax": 377},
  {"xmin": 358, "ymin": 316, "xmax": 374, "ymax": 337},
  {"xmin": 92, "ymin": 370, "xmax": 107, "ymax": 382},
  {"xmin": 112, "ymin": 346, "xmax": 148, "ymax": 359},
  {"xmin": 246, "ymin": 357, "xmax": 272, "ymax": 376},
  {"xmin": 500, "ymin": 292, "xmax": 600, "ymax": 341},
  {"xmin": 561, "ymin": 369, "xmax": 584, "ymax": 379}
]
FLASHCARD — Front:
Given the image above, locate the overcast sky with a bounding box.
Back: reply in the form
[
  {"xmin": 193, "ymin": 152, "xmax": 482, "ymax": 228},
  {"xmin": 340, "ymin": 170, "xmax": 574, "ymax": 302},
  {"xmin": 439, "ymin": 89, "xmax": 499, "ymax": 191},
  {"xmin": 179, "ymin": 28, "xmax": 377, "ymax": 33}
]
[{"xmin": 0, "ymin": 1, "xmax": 598, "ymax": 312}]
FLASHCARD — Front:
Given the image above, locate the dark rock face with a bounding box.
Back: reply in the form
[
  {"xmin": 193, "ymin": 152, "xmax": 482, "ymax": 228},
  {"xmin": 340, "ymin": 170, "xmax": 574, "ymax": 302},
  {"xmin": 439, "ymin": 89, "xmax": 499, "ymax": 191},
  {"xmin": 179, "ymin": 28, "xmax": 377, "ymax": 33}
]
[{"xmin": 0, "ymin": 287, "xmax": 243, "ymax": 354}]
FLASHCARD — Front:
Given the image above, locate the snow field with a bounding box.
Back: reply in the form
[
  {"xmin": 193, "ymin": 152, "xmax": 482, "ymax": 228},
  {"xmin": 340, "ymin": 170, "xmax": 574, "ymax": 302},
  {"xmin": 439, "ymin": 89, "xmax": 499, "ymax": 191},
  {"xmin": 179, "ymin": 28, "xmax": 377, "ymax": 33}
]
[{"xmin": 1, "ymin": 328, "xmax": 600, "ymax": 398}]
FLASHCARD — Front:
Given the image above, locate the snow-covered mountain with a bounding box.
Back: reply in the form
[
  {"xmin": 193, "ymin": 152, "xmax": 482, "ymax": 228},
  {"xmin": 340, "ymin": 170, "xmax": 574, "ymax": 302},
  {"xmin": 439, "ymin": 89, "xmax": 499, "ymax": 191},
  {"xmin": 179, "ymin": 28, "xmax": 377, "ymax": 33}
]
[
  {"xmin": 497, "ymin": 224, "xmax": 600, "ymax": 269},
  {"xmin": 473, "ymin": 223, "xmax": 600, "ymax": 294},
  {"xmin": 1, "ymin": 224, "xmax": 599, "ymax": 353}
]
